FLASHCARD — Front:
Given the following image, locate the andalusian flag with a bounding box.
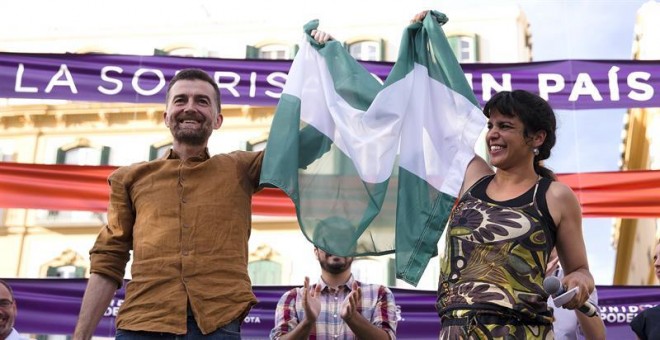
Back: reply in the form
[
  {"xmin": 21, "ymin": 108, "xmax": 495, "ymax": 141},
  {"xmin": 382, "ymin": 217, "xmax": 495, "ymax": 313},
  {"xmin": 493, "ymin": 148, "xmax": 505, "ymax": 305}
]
[{"xmin": 260, "ymin": 11, "xmax": 485, "ymax": 285}]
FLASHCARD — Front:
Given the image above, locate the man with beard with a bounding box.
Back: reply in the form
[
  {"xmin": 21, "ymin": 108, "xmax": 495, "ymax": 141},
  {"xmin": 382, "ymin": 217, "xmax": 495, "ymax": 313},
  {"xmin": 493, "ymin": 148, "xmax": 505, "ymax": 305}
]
[
  {"xmin": 74, "ymin": 68, "xmax": 264, "ymax": 339},
  {"xmin": 0, "ymin": 280, "xmax": 27, "ymax": 340},
  {"xmin": 270, "ymin": 217, "xmax": 398, "ymax": 339}
]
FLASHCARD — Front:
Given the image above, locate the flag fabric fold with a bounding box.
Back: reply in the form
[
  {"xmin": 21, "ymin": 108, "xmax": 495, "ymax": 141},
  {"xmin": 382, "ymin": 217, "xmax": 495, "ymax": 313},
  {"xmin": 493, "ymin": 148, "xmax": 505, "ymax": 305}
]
[{"xmin": 260, "ymin": 11, "xmax": 485, "ymax": 285}]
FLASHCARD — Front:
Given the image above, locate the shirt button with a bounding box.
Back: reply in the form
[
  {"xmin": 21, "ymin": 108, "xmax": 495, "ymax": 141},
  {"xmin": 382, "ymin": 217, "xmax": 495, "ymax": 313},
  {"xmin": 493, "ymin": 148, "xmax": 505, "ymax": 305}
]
[
  {"xmin": 334, "ymin": 297, "xmax": 338, "ymax": 300},
  {"xmin": 183, "ymin": 224, "xmax": 190, "ymax": 228},
  {"xmin": 182, "ymin": 198, "xmax": 187, "ymax": 203},
  {"xmin": 182, "ymin": 250, "xmax": 189, "ymax": 256},
  {"xmin": 333, "ymin": 314, "xmax": 337, "ymax": 318}
]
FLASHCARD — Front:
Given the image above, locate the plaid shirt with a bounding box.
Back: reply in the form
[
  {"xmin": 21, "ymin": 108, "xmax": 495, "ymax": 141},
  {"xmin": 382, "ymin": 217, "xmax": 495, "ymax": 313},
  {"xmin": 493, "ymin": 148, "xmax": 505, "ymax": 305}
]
[{"xmin": 270, "ymin": 276, "xmax": 397, "ymax": 339}]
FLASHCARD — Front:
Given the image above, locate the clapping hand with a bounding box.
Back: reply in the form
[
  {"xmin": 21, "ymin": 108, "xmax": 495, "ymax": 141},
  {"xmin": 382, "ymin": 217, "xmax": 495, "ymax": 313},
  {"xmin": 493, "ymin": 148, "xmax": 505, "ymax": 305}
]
[
  {"xmin": 340, "ymin": 281, "xmax": 362, "ymax": 321},
  {"xmin": 302, "ymin": 276, "xmax": 322, "ymax": 322}
]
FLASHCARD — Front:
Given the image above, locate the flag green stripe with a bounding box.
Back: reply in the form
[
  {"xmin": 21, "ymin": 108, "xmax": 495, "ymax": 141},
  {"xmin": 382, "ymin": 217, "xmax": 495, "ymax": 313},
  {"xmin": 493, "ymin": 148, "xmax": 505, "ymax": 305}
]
[
  {"xmin": 261, "ymin": 93, "xmax": 396, "ymax": 256},
  {"xmin": 395, "ymin": 167, "xmax": 456, "ymax": 284},
  {"xmin": 301, "ymin": 14, "xmax": 479, "ymax": 144},
  {"xmin": 384, "ymin": 11, "xmax": 479, "ymax": 107},
  {"xmin": 303, "ymin": 19, "xmax": 382, "ymax": 111},
  {"xmin": 421, "ymin": 11, "xmax": 479, "ymax": 107},
  {"xmin": 261, "ymin": 13, "xmax": 483, "ymax": 285}
]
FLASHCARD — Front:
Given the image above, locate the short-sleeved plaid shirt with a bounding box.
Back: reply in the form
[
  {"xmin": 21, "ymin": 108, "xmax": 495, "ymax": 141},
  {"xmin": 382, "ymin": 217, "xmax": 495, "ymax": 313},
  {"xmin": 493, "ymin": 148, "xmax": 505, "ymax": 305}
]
[{"xmin": 270, "ymin": 275, "xmax": 397, "ymax": 339}]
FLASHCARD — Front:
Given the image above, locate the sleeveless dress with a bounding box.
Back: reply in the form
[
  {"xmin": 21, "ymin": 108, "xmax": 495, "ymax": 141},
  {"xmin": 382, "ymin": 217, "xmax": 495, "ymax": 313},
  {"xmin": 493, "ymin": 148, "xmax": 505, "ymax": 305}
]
[{"xmin": 437, "ymin": 175, "xmax": 557, "ymax": 339}]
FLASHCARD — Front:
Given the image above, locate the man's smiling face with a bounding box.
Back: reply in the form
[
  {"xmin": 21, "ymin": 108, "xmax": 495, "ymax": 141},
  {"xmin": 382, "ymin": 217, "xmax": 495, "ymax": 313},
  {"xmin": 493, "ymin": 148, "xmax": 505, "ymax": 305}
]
[
  {"xmin": 0, "ymin": 282, "xmax": 16, "ymax": 339},
  {"xmin": 163, "ymin": 79, "xmax": 222, "ymax": 146}
]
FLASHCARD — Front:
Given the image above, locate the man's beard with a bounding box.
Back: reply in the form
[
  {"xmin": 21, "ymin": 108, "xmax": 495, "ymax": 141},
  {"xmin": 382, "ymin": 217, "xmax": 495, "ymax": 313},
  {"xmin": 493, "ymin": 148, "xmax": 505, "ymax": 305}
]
[
  {"xmin": 320, "ymin": 257, "xmax": 352, "ymax": 275},
  {"xmin": 169, "ymin": 117, "xmax": 213, "ymax": 146},
  {"xmin": 0, "ymin": 321, "xmax": 12, "ymax": 340}
]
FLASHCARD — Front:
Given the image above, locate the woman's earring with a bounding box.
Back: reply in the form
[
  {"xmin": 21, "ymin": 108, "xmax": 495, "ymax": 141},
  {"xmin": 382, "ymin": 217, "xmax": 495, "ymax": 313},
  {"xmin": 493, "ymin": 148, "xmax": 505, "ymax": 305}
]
[{"xmin": 533, "ymin": 148, "xmax": 540, "ymax": 156}]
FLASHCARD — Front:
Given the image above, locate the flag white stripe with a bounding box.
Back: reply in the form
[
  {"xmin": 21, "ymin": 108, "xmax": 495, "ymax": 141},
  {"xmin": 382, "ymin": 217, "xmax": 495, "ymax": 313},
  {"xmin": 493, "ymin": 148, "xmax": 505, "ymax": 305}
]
[{"xmin": 283, "ymin": 40, "xmax": 484, "ymax": 196}]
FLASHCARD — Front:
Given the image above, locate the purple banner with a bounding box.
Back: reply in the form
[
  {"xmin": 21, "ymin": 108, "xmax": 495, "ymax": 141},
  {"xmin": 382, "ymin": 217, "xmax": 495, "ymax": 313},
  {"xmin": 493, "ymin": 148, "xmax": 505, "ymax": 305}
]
[
  {"xmin": 5, "ymin": 278, "xmax": 660, "ymax": 338},
  {"xmin": 597, "ymin": 285, "xmax": 660, "ymax": 338},
  {"xmin": 1, "ymin": 52, "xmax": 658, "ymax": 110}
]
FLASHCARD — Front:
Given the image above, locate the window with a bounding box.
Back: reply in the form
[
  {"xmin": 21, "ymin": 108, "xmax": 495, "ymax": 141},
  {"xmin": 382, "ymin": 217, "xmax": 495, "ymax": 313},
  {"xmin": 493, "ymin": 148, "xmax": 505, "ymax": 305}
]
[
  {"xmin": 447, "ymin": 34, "xmax": 479, "ymax": 63},
  {"xmin": 248, "ymin": 260, "xmax": 282, "ymax": 284},
  {"xmin": 246, "ymin": 44, "xmax": 298, "ymax": 60},
  {"xmin": 42, "ymin": 249, "xmax": 87, "ymax": 278},
  {"xmin": 44, "ymin": 139, "xmax": 110, "ymax": 223},
  {"xmin": 46, "ymin": 265, "xmax": 86, "ymax": 278},
  {"xmin": 60, "ymin": 147, "xmax": 101, "ymax": 165},
  {"xmin": 150, "ymin": 142, "xmax": 172, "ymax": 160},
  {"xmin": 247, "ymin": 244, "xmax": 282, "ymax": 284},
  {"xmin": 246, "ymin": 136, "xmax": 267, "ymax": 152},
  {"xmin": 0, "ymin": 147, "xmax": 16, "ymax": 162},
  {"xmin": 347, "ymin": 39, "xmax": 385, "ymax": 61},
  {"xmin": 352, "ymin": 257, "xmax": 390, "ymax": 286},
  {"xmin": 154, "ymin": 47, "xmax": 207, "ymax": 58},
  {"xmin": 77, "ymin": 48, "xmax": 107, "ymax": 54},
  {"xmin": 0, "ymin": 148, "xmax": 15, "ymax": 226},
  {"xmin": 56, "ymin": 139, "xmax": 110, "ymax": 165},
  {"xmin": 258, "ymin": 45, "xmax": 289, "ymax": 60}
]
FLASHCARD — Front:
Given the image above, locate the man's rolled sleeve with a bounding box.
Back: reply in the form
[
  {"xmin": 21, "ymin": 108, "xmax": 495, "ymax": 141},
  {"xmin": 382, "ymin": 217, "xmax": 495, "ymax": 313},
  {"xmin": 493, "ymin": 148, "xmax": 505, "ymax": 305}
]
[
  {"xmin": 89, "ymin": 168, "xmax": 135, "ymax": 288},
  {"xmin": 270, "ymin": 288, "xmax": 300, "ymax": 340},
  {"xmin": 374, "ymin": 286, "xmax": 397, "ymax": 339}
]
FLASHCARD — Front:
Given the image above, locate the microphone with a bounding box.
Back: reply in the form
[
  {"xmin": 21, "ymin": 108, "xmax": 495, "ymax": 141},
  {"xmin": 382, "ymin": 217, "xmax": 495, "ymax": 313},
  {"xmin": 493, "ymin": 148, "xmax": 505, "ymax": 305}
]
[{"xmin": 543, "ymin": 276, "xmax": 598, "ymax": 317}]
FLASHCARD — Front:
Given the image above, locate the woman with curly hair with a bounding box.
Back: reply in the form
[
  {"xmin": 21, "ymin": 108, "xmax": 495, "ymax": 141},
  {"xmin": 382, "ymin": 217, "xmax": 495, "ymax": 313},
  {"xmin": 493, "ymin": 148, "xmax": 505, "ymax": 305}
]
[{"xmin": 427, "ymin": 88, "xmax": 596, "ymax": 339}]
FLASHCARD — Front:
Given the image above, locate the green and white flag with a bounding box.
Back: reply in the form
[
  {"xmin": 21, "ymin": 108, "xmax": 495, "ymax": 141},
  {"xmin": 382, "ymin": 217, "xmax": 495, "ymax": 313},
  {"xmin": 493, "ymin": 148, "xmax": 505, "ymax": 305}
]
[{"xmin": 260, "ymin": 11, "xmax": 485, "ymax": 285}]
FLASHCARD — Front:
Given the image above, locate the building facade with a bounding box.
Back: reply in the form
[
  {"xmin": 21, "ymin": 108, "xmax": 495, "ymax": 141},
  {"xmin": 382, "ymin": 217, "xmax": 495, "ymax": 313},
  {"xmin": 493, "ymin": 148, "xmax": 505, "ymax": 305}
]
[
  {"xmin": 613, "ymin": 0, "xmax": 660, "ymax": 285},
  {"xmin": 0, "ymin": 2, "xmax": 532, "ymax": 290}
]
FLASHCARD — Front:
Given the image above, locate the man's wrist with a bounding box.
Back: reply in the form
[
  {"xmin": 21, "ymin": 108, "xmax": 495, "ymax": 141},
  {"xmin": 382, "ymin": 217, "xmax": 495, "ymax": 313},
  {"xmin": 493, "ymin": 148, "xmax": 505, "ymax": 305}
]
[
  {"xmin": 342, "ymin": 312, "xmax": 362, "ymax": 326},
  {"xmin": 299, "ymin": 318, "xmax": 316, "ymax": 328}
]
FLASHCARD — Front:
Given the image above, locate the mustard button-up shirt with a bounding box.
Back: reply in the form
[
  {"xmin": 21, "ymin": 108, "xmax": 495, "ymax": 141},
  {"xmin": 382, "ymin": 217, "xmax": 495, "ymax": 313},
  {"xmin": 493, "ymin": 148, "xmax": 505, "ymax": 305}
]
[{"xmin": 90, "ymin": 148, "xmax": 263, "ymax": 334}]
